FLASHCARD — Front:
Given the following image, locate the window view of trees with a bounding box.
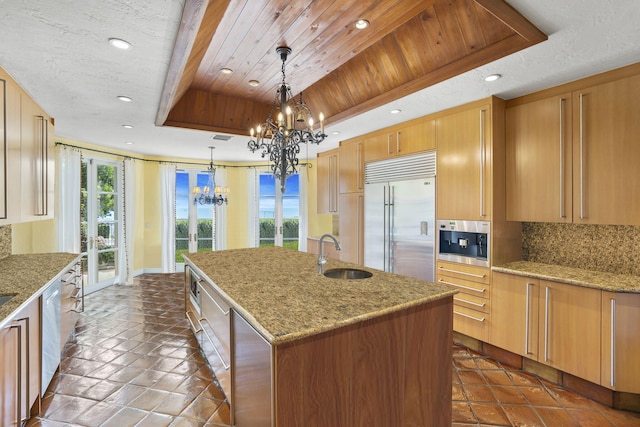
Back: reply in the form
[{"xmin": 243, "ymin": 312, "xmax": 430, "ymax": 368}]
[{"xmin": 259, "ymin": 173, "xmax": 300, "ymax": 250}]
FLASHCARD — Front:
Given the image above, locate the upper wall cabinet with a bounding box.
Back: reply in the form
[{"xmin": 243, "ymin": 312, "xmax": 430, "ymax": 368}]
[
  {"xmin": 506, "ymin": 66, "xmax": 640, "ymax": 225},
  {"xmin": 0, "ymin": 66, "xmax": 55, "ymax": 226},
  {"xmin": 572, "ymin": 74, "xmax": 640, "ymax": 225},
  {"xmin": 506, "ymin": 94, "xmax": 573, "ymax": 222},
  {"xmin": 338, "ymin": 138, "xmax": 364, "ymax": 194},
  {"xmin": 364, "ymin": 118, "xmax": 435, "ymax": 163},
  {"xmin": 436, "ymin": 99, "xmax": 496, "ymax": 221}
]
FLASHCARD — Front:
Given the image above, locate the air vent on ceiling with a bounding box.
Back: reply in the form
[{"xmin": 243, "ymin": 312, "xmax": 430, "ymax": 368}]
[{"xmin": 211, "ymin": 134, "xmax": 232, "ymax": 141}]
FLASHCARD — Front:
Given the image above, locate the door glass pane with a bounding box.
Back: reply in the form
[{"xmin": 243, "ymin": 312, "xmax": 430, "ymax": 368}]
[
  {"xmin": 196, "ymin": 173, "xmax": 215, "ymax": 252},
  {"xmin": 175, "ymin": 172, "xmax": 189, "ymax": 263},
  {"xmin": 259, "ymin": 174, "xmax": 276, "ymax": 246},
  {"xmin": 96, "ymin": 164, "xmax": 118, "ymax": 283},
  {"xmin": 283, "ymin": 175, "xmax": 300, "ymax": 250}
]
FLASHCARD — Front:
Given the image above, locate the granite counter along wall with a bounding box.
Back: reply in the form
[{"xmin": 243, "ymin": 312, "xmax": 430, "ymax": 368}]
[
  {"xmin": 522, "ymin": 222, "xmax": 640, "ymax": 276},
  {"xmin": 0, "ymin": 225, "xmax": 11, "ymax": 259}
]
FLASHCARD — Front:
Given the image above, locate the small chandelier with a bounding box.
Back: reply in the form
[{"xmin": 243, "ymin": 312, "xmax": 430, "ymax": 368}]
[
  {"xmin": 192, "ymin": 146, "xmax": 229, "ymax": 205},
  {"xmin": 248, "ymin": 46, "xmax": 327, "ymax": 192}
]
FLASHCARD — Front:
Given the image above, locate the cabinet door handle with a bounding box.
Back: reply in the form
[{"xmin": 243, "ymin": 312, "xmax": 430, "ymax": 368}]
[
  {"xmin": 579, "ymin": 93, "xmax": 585, "ymax": 219},
  {"xmin": 453, "ymin": 296, "xmax": 485, "ymax": 308},
  {"xmin": 438, "ymin": 266, "xmax": 486, "ymax": 279},
  {"xmin": 610, "ymin": 298, "xmax": 616, "ymax": 387},
  {"xmin": 544, "ymin": 286, "xmax": 550, "ymax": 362},
  {"xmin": 186, "ymin": 310, "xmax": 202, "ymax": 333},
  {"xmin": 525, "ymin": 282, "xmax": 532, "ymax": 355},
  {"xmin": 438, "ymin": 278, "xmax": 485, "ymax": 294},
  {"xmin": 559, "ymin": 98, "xmax": 566, "ymax": 218},
  {"xmin": 454, "ymin": 310, "xmax": 485, "ymax": 322},
  {"xmin": 6, "ymin": 322, "xmax": 23, "ymax": 424},
  {"xmin": 479, "ymin": 109, "xmax": 486, "ymax": 217},
  {"xmin": 387, "ymin": 134, "xmax": 392, "ymax": 155},
  {"xmin": 396, "ymin": 131, "xmax": 401, "ymax": 153}
]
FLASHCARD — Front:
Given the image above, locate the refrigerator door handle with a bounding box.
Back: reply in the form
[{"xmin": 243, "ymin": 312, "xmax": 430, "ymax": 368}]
[
  {"xmin": 383, "ymin": 185, "xmax": 388, "ymax": 271},
  {"xmin": 389, "ymin": 185, "xmax": 395, "ymax": 273}
]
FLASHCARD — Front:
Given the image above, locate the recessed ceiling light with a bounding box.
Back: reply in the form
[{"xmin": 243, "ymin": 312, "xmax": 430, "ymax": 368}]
[
  {"xmin": 108, "ymin": 38, "xmax": 131, "ymax": 50},
  {"xmin": 122, "ymin": 124, "xmax": 133, "ymax": 129},
  {"xmin": 125, "ymin": 141, "xmax": 134, "ymax": 145},
  {"xmin": 484, "ymin": 74, "xmax": 501, "ymax": 82},
  {"xmin": 221, "ymin": 68, "xmax": 233, "ymax": 75},
  {"xmin": 249, "ymin": 80, "xmax": 259, "ymax": 87},
  {"xmin": 332, "ymin": 131, "xmax": 341, "ymax": 135},
  {"xmin": 355, "ymin": 19, "xmax": 370, "ymax": 30},
  {"xmin": 390, "ymin": 109, "xmax": 401, "ymax": 114},
  {"xmin": 117, "ymin": 95, "xmax": 133, "ymax": 102}
]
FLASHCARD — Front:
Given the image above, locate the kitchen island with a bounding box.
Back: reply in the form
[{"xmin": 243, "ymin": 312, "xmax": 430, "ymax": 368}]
[{"xmin": 183, "ymin": 246, "xmax": 456, "ymax": 427}]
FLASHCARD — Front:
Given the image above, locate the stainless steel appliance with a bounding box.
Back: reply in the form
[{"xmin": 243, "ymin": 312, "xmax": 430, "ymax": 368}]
[
  {"xmin": 186, "ymin": 266, "xmax": 201, "ymax": 314},
  {"xmin": 437, "ymin": 220, "xmax": 490, "ymax": 267},
  {"xmin": 42, "ymin": 279, "xmax": 61, "ymax": 395},
  {"xmin": 364, "ymin": 152, "xmax": 436, "ymax": 281}
]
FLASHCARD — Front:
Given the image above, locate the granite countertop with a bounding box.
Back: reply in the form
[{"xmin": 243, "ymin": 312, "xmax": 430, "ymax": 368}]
[
  {"xmin": 0, "ymin": 253, "xmax": 81, "ymax": 326},
  {"xmin": 183, "ymin": 246, "xmax": 456, "ymax": 345},
  {"xmin": 493, "ymin": 261, "xmax": 640, "ymax": 293}
]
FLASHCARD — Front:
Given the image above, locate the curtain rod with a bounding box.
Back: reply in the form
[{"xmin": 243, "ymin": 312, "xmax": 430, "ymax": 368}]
[{"xmin": 55, "ymin": 141, "xmax": 312, "ymax": 169}]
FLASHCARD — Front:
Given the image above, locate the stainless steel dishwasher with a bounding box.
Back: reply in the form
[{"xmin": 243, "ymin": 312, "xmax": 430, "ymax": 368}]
[{"xmin": 42, "ymin": 279, "xmax": 61, "ymax": 395}]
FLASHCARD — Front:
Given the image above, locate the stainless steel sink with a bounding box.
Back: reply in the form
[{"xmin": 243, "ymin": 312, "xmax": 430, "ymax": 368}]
[
  {"xmin": 323, "ymin": 268, "xmax": 373, "ymax": 280},
  {"xmin": 0, "ymin": 294, "xmax": 16, "ymax": 307}
]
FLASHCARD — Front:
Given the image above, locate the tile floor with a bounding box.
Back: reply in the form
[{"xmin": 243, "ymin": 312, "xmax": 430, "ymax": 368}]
[{"xmin": 25, "ymin": 273, "xmax": 640, "ymax": 427}]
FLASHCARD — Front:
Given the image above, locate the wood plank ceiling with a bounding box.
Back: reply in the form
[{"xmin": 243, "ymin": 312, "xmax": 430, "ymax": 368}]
[{"xmin": 156, "ymin": 0, "xmax": 546, "ymax": 136}]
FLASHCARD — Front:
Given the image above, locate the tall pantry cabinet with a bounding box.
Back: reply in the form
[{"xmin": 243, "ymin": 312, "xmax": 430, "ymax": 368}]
[{"xmin": 0, "ymin": 66, "xmax": 55, "ymax": 226}]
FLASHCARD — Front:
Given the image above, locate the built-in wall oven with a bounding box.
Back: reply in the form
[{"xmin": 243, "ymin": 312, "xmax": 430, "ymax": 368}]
[{"xmin": 437, "ymin": 220, "xmax": 490, "ymax": 267}]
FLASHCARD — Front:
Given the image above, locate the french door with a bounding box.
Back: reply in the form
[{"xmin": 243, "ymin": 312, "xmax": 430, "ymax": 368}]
[
  {"xmin": 175, "ymin": 170, "xmax": 216, "ymax": 271},
  {"xmin": 258, "ymin": 173, "xmax": 300, "ymax": 249},
  {"xmin": 81, "ymin": 159, "xmax": 121, "ymax": 294}
]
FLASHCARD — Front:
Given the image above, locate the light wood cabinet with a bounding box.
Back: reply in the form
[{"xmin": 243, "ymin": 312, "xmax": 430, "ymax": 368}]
[
  {"xmin": 506, "ymin": 69, "xmax": 640, "ymax": 225},
  {"xmin": 437, "ymin": 260, "xmax": 491, "ymax": 341},
  {"xmin": 491, "ymin": 272, "xmax": 540, "ymax": 358},
  {"xmin": 0, "ymin": 66, "xmax": 54, "ymax": 225},
  {"xmin": 436, "ymin": 102, "xmax": 492, "ymax": 221},
  {"xmin": 601, "ymin": 292, "xmax": 640, "ymax": 393},
  {"xmin": 491, "ymin": 273, "xmax": 601, "ymax": 385},
  {"xmin": 306, "ymin": 237, "xmax": 340, "ymax": 260},
  {"xmin": 338, "ymin": 138, "xmax": 364, "ymax": 193},
  {"xmin": 506, "ymin": 94, "xmax": 573, "ymax": 222},
  {"xmin": 0, "ymin": 78, "xmax": 6, "ymax": 221},
  {"xmin": 338, "ymin": 192, "xmax": 363, "ymax": 265},
  {"xmin": 364, "ymin": 118, "xmax": 435, "ymax": 163},
  {"xmin": 316, "ymin": 148, "xmax": 339, "ymax": 214},
  {"xmin": 572, "ymin": 74, "xmax": 640, "ymax": 225},
  {"xmin": 0, "ymin": 297, "xmax": 41, "ymax": 425}
]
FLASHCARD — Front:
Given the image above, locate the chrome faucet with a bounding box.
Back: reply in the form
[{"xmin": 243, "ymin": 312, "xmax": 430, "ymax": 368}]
[{"xmin": 318, "ymin": 233, "xmax": 341, "ymax": 274}]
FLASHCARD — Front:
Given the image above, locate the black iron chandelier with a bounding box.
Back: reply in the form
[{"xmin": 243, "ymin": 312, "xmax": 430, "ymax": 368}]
[
  {"xmin": 248, "ymin": 46, "xmax": 327, "ymax": 193},
  {"xmin": 192, "ymin": 146, "xmax": 229, "ymax": 206}
]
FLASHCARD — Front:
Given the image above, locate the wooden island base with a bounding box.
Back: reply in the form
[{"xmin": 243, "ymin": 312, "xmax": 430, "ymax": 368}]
[{"xmin": 232, "ymin": 297, "xmax": 453, "ymax": 427}]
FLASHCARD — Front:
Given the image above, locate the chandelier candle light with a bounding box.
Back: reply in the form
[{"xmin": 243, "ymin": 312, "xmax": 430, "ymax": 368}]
[
  {"xmin": 248, "ymin": 46, "xmax": 327, "ymax": 193},
  {"xmin": 193, "ymin": 146, "xmax": 229, "ymax": 205}
]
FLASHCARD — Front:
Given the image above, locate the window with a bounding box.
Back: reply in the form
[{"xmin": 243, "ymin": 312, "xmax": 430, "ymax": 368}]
[{"xmin": 258, "ymin": 173, "xmax": 300, "ymax": 249}]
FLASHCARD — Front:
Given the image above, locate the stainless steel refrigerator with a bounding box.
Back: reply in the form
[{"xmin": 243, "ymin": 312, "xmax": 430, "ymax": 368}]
[{"xmin": 364, "ymin": 153, "xmax": 436, "ymax": 282}]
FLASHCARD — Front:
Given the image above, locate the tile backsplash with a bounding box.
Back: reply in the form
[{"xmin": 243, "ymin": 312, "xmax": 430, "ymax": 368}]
[
  {"xmin": 522, "ymin": 222, "xmax": 640, "ymax": 276},
  {"xmin": 0, "ymin": 225, "xmax": 11, "ymax": 259}
]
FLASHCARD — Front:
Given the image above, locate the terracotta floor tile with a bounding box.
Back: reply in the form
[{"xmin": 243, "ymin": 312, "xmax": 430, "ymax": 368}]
[
  {"xmin": 518, "ymin": 385, "xmax": 562, "ymax": 407},
  {"xmin": 153, "ymin": 372, "xmax": 191, "ymax": 392},
  {"xmin": 155, "ymin": 392, "xmax": 198, "ymax": 416},
  {"xmin": 463, "ymin": 384, "xmax": 498, "ymax": 403},
  {"xmin": 454, "ymin": 357, "xmax": 479, "ymax": 370},
  {"xmin": 82, "ymin": 380, "xmax": 122, "ymax": 401},
  {"xmin": 71, "ymin": 401, "xmax": 122, "ymax": 426},
  {"xmin": 453, "ymin": 383, "xmax": 467, "ymax": 401},
  {"xmin": 180, "ymin": 396, "xmax": 224, "ymax": 422},
  {"xmin": 137, "ymin": 411, "xmax": 175, "ymax": 427},
  {"xmin": 565, "ymin": 408, "xmax": 616, "ymax": 426},
  {"xmin": 508, "ymin": 370, "xmax": 543, "ymax": 387},
  {"xmin": 101, "ymin": 407, "xmax": 149, "ymax": 427},
  {"xmin": 475, "ymin": 357, "xmax": 503, "ymax": 371},
  {"xmin": 452, "ymin": 402, "xmax": 477, "ymax": 424},
  {"xmin": 546, "ymin": 385, "xmax": 604, "ymax": 410},
  {"xmin": 598, "ymin": 405, "xmax": 640, "ymax": 426},
  {"xmin": 129, "ymin": 388, "xmax": 171, "ymax": 411},
  {"xmin": 491, "ymin": 385, "xmax": 528, "ymax": 405},
  {"xmin": 482, "ymin": 370, "xmax": 514, "ymax": 386},
  {"xmin": 536, "ymin": 406, "xmax": 582, "ymax": 426},
  {"xmin": 46, "ymin": 396, "xmax": 97, "ymax": 423},
  {"xmin": 457, "ymin": 370, "xmax": 487, "ymax": 385},
  {"xmin": 470, "ymin": 403, "xmax": 511, "ymax": 426},
  {"xmin": 501, "ymin": 404, "xmax": 545, "ymax": 426}
]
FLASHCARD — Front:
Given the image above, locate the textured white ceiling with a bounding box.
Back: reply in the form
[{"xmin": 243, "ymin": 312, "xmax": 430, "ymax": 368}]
[{"xmin": 1, "ymin": 0, "xmax": 639, "ymax": 163}]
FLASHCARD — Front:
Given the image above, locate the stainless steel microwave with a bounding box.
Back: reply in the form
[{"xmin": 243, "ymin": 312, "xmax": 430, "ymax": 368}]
[{"xmin": 437, "ymin": 220, "xmax": 490, "ymax": 267}]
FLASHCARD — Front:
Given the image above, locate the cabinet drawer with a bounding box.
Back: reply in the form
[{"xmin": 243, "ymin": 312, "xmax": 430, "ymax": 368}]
[
  {"xmin": 200, "ymin": 320, "xmax": 231, "ymax": 398},
  {"xmin": 453, "ymin": 305, "xmax": 489, "ymax": 341},
  {"xmin": 454, "ymin": 293, "xmax": 490, "ymax": 313},
  {"xmin": 437, "ymin": 261, "xmax": 490, "ymax": 284},
  {"xmin": 199, "ymin": 282, "xmax": 231, "ymax": 355},
  {"xmin": 437, "ymin": 275, "xmax": 490, "ymax": 299}
]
